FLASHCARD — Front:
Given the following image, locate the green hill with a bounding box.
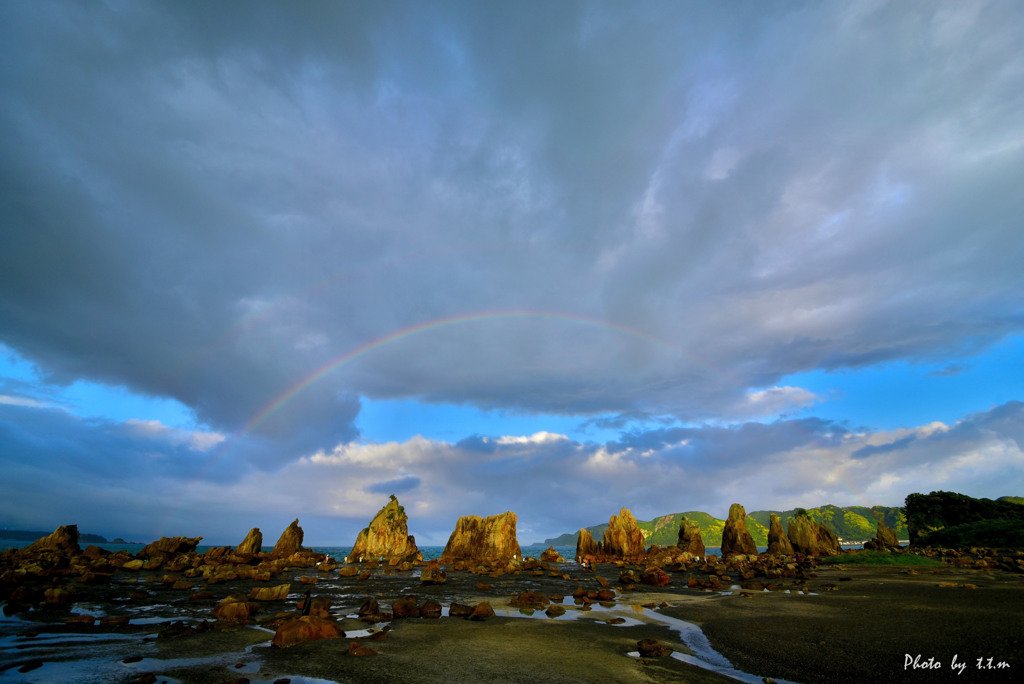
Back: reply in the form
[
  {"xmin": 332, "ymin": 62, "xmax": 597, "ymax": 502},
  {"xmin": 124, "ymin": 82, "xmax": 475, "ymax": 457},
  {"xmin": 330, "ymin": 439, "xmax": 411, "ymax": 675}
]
[{"xmin": 539, "ymin": 504, "xmax": 907, "ymax": 548}]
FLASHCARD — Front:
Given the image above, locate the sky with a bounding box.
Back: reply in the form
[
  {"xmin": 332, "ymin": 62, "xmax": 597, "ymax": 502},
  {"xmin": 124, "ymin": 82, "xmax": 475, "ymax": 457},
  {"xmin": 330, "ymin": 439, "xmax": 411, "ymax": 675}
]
[{"xmin": 1, "ymin": 1, "xmax": 1023, "ymax": 546}]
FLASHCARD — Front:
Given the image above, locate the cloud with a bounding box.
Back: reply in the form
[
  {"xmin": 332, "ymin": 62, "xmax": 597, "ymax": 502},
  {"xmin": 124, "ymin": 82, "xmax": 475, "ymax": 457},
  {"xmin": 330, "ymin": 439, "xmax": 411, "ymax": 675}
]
[
  {"xmin": 0, "ymin": 3, "xmax": 1022, "ymax": 541},
  {"xmin": 5, "ymin": 395, "xmax": 1021, "ymax": 546},
  {"xmin": 1, "ymin": 2, "xmax": 1021, "ymax": 449}
]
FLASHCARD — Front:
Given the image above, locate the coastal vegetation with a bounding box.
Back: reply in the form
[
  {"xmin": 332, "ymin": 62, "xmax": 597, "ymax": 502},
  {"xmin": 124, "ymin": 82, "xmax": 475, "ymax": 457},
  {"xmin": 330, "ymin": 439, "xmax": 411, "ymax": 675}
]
[
  {"xmin": 905, "ymin": 491, "xmax": 1024, "ymax": 547},
  {"xmin": 821, "ymin": 551, "xmax": 941, "ymax": 567},
  {"xmin": 541, "ymin": 504, "xmax": 908, "ymax": 547}
]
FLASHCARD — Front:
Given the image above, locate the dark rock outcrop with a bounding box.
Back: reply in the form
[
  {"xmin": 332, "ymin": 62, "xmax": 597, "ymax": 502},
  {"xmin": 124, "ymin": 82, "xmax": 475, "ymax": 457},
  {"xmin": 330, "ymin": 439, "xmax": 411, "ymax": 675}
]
[
  {"xmin": 721, "ymin": 503, "xmax": 758, "ymax": 557},
  {"xmin": 767, "ymin": 513, "xmax": 795, "ymax": 555},
  {"xmin": 22, "ymin": 525, "xmax": 80, "ymax": 555},
  {"xmin": 138, "ymin": 536, "xmax": 202, "ymax": 559},
  {"xmin": 271, "ymin": 519, "xmax": 304, "ymax": 558},
  {"xmin": 439, "ymin": 512, "xmax": 521, "ymax": 565},
  {"xmin": 676, "ymin": 517, "xmax": 705, "ymax": 557},
  {"xmin": 349, "ymin": 495, "xmax": 421, "ymax": 563},
  {"xmin": 601, "ymin": 508, "xmax": 646, "ymax": 561}
]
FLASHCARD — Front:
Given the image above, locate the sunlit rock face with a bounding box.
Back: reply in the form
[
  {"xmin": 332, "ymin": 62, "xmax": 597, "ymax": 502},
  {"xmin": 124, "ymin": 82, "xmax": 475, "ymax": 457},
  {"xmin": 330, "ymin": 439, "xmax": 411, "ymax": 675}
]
[
  {"xmin": 348, "ymin": 495, "xmax": 422, "ymax": 563},
  {"xmin": 766, "ymin": 512, "xmax": 795, "ymax": 555},
  {"xmin": 439, "ymin": 511, "xmax": 521, "ymax": 565},
  {"xmin": 677, "ymin": 517, "xmax": 706, "ymax": 557},
  {"xmin": 271, "ymin": 519, "xmax": 305, "ymax": 558},
  {"xmin": 787, "ymin": 510, "xmax": 840, "ymax": 556},
  {"xmin": 601, "ymin": 508, "xmax": 646, "ymax": 561},
  {"xmin": 721, "ymin": 503, "xmax": 758, "ymax": 557},
  {"xmin": 236, "ymin": 528, "xmax": 263, "ymax": 555},
  {"xmin": 864, "ymin": 520, "xmax": 901, "ymax": 550},
  {"xmin": 23, "ymin": 525, "xmax": 80, "ymax": 555},
  {"xmin": 576, "ymin": 527, "xmax": 601, "ymax": 561},
  {"xmin": 139, "ymin": 536, "xmax": 203, "ymax": 559}
]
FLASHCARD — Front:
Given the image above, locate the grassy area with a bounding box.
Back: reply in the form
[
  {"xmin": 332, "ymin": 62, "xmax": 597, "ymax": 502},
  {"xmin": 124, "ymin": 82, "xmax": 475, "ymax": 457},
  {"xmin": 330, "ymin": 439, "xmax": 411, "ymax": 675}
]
[{"xmin": 821, "ymin": 550, "xmax": 942, "ymax": 566}]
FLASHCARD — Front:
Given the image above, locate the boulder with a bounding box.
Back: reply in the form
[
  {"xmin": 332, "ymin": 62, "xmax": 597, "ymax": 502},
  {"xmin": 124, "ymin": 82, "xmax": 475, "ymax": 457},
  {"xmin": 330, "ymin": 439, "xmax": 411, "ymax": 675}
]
[
  {"xmin": 640, "ymin": 567, "xmax": 670, "ymax": 587},
  {"xmin": 270, "ymin": 519, "xmax": 304, "ymax": 558},
  {"xmin": 540, "ymin": 546, "xmax": 564, "ymax": 563},
  {"xmin": 420, "ymin": 599, "xmax": 443, "ymax": 618},
  {"xmin": 677, "ymin": 517, "xmax": 705, "ymax": 557},
  {"xmin": 766, "ymin": 513, "xmax": 795, "ymax": 555},
  {"xmin": 249, "ymin": 583, "xmax": 290, "ymax": 601},
  {"xmin": 439, "ymin": 512, "xmax": 522, "ymax": 565},
  {"xmin": 601, "ymin": 508, "xmax": 647, "ymax": 561},
  {"xmin": 576, "ymin": 527, "xmax": 601, "ymax": 562},
  {"xmin": 139, "ymin": 536, "xmax": 203, "ymax": 559},
  {"xmin": 420, "ymin": 559, "xmax": 447, "ymax": 585},
  {"xmin": 509, "ymin": 590, "xmax": 549, "ymax": 609},
  {"xmin": 545, "ymin": 604, "xmax": 566, "ymax": 618},
  {"xmin": 212, "ymin": 596, "xmax": 261, "ymax": 623},
  {"xmin": 348, "ymin": 641, "xmax": 377, "ymax": 656},
  {"xmin": 449, "ymin": 602, "xmax": 474, "ymax": 618},
  {"xmin": 357, "ymin": 597, "xmax": 380, "ymax": 620},
  {"xmin": 392, "ymin": 596, "xmax": 421, "ymax": 618},
  {"xmin": 637, "ymin": 638, "xmax": 673, "ymax": 657},
  {"xmin": 349, "ymin": 495, "xmax": 422, "ymax": 563},
  {"xmin": 469, "ymin": 601, "xmax": 495, "ymax": 621},
  {"xmin": 721, "ymin": 503, "xmax": 758, "ymax": 557},
  {"xmin": 23, "ymin": 525, "xmax": 81, "ymax": 555},
  {"xmin": 236, "ymin": 528, "xmax": 263, "ymax": 555},
  {"xmin": 271, "ymin": 616, "xmax": 343, "ymax": 649}
]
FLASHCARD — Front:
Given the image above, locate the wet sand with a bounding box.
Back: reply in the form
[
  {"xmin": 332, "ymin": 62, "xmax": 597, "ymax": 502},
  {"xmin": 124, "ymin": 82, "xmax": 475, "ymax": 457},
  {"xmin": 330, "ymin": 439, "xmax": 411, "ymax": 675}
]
[
  {"xmin": 2, "ymin": 559, "xmax": 1022, "ymax": 683},
  {"xmin": 663, "ymin": 563, "xmax": 1024, "ymax": 684}
]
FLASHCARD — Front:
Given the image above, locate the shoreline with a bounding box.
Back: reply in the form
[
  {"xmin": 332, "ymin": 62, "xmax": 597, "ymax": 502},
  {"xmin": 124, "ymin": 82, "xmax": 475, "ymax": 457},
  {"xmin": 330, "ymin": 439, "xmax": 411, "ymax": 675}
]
[{"xmin": 2, "ymin": 552, "xmax": 1021, "ymax": 683}]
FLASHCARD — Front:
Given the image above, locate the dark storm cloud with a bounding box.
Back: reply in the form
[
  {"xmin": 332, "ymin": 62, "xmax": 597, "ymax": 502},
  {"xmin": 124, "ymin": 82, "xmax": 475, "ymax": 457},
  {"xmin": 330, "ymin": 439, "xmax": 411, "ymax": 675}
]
[{"xmin": 1, "ymin": 0, "xmax": 1023, "ymax": 490}]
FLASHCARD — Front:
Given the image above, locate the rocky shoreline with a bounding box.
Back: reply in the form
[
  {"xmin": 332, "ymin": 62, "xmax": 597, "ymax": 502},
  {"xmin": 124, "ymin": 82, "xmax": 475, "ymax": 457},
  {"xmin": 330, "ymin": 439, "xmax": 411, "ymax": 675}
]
[{"xmin": 3, "ymin": 519, "xmax": 1023, "ymax": 683}]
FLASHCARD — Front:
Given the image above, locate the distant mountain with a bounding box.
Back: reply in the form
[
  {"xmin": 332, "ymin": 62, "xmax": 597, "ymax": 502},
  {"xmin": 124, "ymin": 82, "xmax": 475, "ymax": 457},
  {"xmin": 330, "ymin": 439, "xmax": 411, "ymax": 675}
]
[
  {"xmin": 0, "ymin": 529, "xmax": 108, "ymax": 543},
  {"xmin": 537, "ymin": 504, "xmax": 908, "ymax": 548}
]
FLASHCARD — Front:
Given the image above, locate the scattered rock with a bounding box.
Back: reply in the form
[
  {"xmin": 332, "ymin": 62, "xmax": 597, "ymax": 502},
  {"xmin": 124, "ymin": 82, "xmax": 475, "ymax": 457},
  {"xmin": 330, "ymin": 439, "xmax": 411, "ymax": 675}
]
[
  {"xmin": 637, "ymin": 638, "xmax": 672, "ymax": 657},
  {"xmin": 249, "ymin": 583, "xmax": 290, "ymax": 601},
  {"xmin": 271, "ymin": 616, "xmax": 343, "ymax": 648},
  {"xmin": 420, "ymin": 599, "xmax": 442, "ymax": 618},
  {"xmin": 420, "ymin": 559, "xmax": 447, "ymax": 585},
  {"xmin": 392, "ymin": 596, "xmax": 421, "ymax": 618},
  {"xmin": 449, "ymin": 602, "xmax": 474, "ymax": 618},
  {"xmin": 470, "ymin": 601, "xmax": 495, "ymax": 621},
  {"xmin": 348, "ymin": 641, "xmax": 377, "ymax": 656}
]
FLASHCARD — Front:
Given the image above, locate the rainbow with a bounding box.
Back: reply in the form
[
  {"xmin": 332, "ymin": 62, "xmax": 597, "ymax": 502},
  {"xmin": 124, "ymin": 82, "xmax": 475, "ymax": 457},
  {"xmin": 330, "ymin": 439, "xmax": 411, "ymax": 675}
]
[{"xmin": 240, "ymin": 309, "xmax": 710, "ymax": 438}]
